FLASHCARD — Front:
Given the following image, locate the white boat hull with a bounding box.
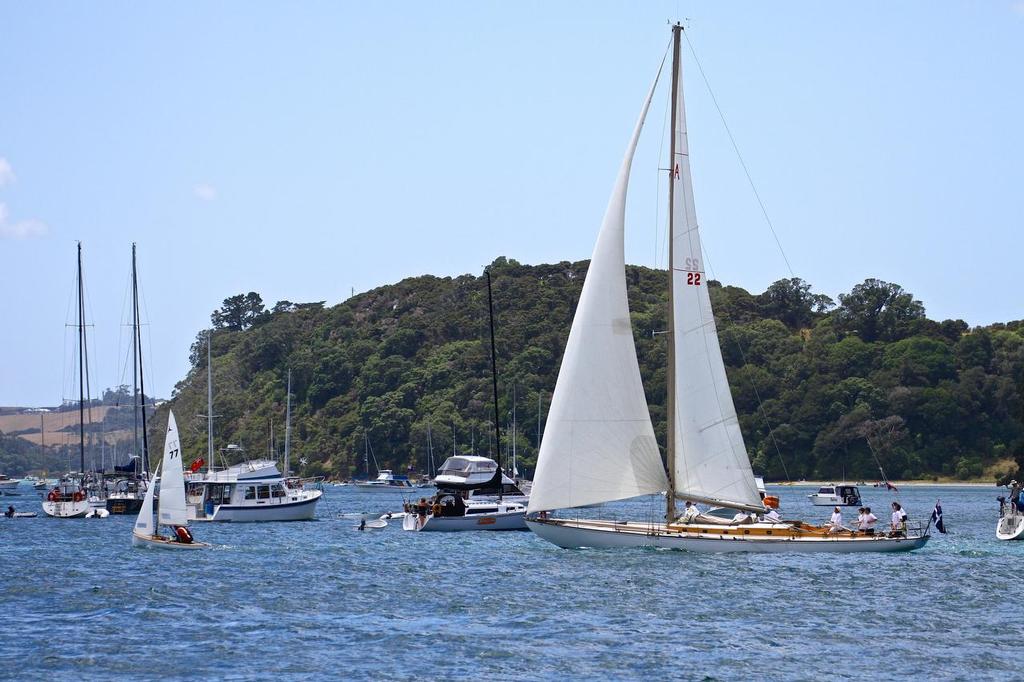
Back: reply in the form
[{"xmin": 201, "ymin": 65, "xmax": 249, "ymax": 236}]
[
  {"xmin": 403, "ymin": 508, "xmax": 527, "ymax": 532},
  {"xmin": 190, "ymin": 491, "xmax": 321, "ymax": 522},
  {"xmin": 42, "ymin": 500, "xmax": 91, "ymax": 519},
  {"xmin": 527, "ymin": 518, "xmax": 928, "ymax": 553},
  {"xmin": 996, "ymin": 513, "xmax": 1024, "ymax": 541},
  {"xmin": 352, "ymin": 484, "xmax": 416, "ymax": 493},
  {"xmin": 131, "ymin": 531, "xmax": 210, "ymax": 550}
]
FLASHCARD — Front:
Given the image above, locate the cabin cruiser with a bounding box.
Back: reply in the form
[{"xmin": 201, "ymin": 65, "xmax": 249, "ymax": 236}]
[
  {"xmin": 402, "ymin": 456, "xmax": 528, "ymax": 532},
  {"xmin": 353, "ymin": 469, "xmax": 415, "ymax": 492},
  {"xmin": 185, "ymin": 459, "xmax": 322, "ymax": 522},
  {"xmin": 808, "ymin": 484, "xmax": 862, "ymax": 507},
  {"xmin": 433, "ymin": 455, "xmax": 528, "ymax": 503},
  {"xmin": 0, "ymin": 474, "xmax": 23, "ymax": 493}
]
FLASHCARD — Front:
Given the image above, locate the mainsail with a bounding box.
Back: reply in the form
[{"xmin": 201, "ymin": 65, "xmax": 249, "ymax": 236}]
[
  {"xmin": 668, "ymin": 39, "xmax": 762, "ymax": 511},
  {"xmin": 158, "ymin": 410, "xmax": 189, "ymax": 526},
  {"xmin": 528, "ymin": 67, "xmax": 669, "ymax": 513}
]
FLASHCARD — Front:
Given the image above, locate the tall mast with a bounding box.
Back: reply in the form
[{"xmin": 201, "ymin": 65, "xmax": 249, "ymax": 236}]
[
  {"xmin": 284, "ymin": 369, "xmax": 292, "ymax": 477},
  {"xmin": 76, "ymin": 242, "xmax": 86, "ymax": 475},
  {"xmin": 665, "ymin": 23, "xmax": 682, "ymax": 522},
  {"xmin": 132, "ymin": 243, "xmax": 150, "ymax": 476},
  {"xmin": 206, "ymin": 329, "xmax": 214, "ymax": 472},
  {"xmin": 486, "ymin": 270, "xmax": 503, "ymax": 501},
  {"xmin": 511, "ymin": 383, "xmax": 517, "ymax": 477},
  {"xmin": 131, "ymin": 249, "xmax": 139, "ymax": 471}
]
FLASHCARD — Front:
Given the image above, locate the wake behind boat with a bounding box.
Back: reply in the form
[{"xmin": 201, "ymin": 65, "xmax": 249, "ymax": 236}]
[
  {"xmin": 133, "ymin": 410, "xmax": 209, "ymax": 550},
  {"xmin": 526, "ymin": 25, "xmax": 927, "ymax": 554}
]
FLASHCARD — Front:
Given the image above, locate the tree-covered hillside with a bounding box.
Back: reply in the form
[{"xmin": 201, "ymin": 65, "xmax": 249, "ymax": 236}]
[{"xmin": 160, "ymin": 257, "xmax": 1024, "ymax": 482}]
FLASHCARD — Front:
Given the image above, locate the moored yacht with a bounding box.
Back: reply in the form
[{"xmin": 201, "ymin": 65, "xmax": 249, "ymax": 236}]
[
  {"xmin": 353, "ymin": 469, "xmax": 415, "ymax": 492},
  {"xmin": 0, "ymin": 474, "xmax": 23, "ymax": 493},
  {"xmin": 808, "ymin": 484, "xmax": 862, "ymax": 507},
  {"xmin": 185, "ymin": 458, "xmax": 322, "ymax": 522}
]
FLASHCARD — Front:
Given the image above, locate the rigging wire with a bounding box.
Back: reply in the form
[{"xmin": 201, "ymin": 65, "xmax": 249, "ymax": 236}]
[{"xmin": 681, "ymin": 28, "xmax": 795, "ymax": 278}]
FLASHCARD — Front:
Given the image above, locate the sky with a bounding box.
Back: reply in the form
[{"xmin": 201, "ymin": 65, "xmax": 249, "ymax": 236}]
[{"xmin": 1, "ymin": 1, "xmax": 1022, "ymax": 406}]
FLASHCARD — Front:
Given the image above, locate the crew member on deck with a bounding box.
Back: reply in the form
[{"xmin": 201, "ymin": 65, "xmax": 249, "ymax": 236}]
[
  {"xmin": 890, "ymin": 502, "xmax": 907, "ymax": 536},
  {"xmin": 829, "ymin": 506, "xmax": 843, "ymax": 533},
  {"xmin": 764, "ymin": 507, "xmax": 781, "ymax": 523},
  {"xmin": 681, "ymin": 501, "xmax": 700, "ymax": 523}
]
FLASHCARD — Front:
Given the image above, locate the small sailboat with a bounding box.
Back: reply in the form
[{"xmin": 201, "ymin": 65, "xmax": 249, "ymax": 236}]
[
  {"xmin": 132, "ymin": 410, "xmax": 209, "ymax": 550},
  {"xmin": 526, "ymin": 25, "xmax": 927, "ymax": 553}
]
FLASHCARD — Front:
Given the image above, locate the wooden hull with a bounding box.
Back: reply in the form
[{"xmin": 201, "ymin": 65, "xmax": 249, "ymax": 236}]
[
  {"xmin": 131, "ymin": 531, "xmax": 210, "ymax": 550},
  {"xmin": 996, "ymin": 513, "xmax": 1024, "ymax": 541},
  {"xmin": 527, "ymin": 517, "xmax": 929, "ymax": 553}
]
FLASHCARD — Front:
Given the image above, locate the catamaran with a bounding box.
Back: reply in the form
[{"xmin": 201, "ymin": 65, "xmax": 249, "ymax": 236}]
[
  {"xmin": 132, "ymin": 410, "xmax": 209, "ymax": 549},
  {"xmin": 526, "ymin": 25, "xmax": 928, "ymax": 553}
]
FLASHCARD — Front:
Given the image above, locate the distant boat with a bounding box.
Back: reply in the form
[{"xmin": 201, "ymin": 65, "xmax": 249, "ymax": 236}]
[
  {"xmin": 42, "ymin": 243, "xmax": 92, "ymax": 520},
  {"xmin": 132, "ymin": 410, "xmax": 209, "ymax": 550},
  {"xmin": 0, "ymin": 475, "xmax": 23, "ymax": 493},
  {"xmin": 808, "ymin": 484, "xmax": 862, "ymax": 507},
  {"xmin": 352, "ymin": 434, "xmax": 415, "ymax": 492},
  {"xmin": 526, "ymin": 25, "xmax": 927, "ymax": 553}
]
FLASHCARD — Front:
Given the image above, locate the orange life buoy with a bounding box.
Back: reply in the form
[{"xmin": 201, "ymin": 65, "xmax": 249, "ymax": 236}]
[
  {"xmin": 763, "ymin": 495, "xmax": 780, "ymax": 509},
  {"xmin": 72, "ymin": 491, "xmax": 84, "ymax": 503},
  {"xmin": 47, "ymin": 490, "xmax": 59, "ymax": 502}
]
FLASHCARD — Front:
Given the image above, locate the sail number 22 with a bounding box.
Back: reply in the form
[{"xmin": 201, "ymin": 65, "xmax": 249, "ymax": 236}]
[{"xmin": 684, "ymin": 257, "xmax": 701, "ymax": 286}]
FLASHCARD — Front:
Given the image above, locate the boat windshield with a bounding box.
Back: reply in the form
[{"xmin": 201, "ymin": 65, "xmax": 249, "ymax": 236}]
[
  {"xmin": 817, "ymin": 487, "xmax": 834, "ymax": 494},
  {"xmin": 438, "ymin": 457, "xmax": 497, "ymax": 477}
]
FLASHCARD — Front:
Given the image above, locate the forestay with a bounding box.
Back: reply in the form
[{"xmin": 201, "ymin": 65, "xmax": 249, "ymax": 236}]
[
  {"xmin": 668, "ymin": 47, "xmax": 761, "ymax": 511},
  {"xmin": 528, "ymin": 66, "xmax": 669, "ymax": 514},
  {"xmin": 158, "ymin": 410, "xmax": 189, "ymax": 526}
]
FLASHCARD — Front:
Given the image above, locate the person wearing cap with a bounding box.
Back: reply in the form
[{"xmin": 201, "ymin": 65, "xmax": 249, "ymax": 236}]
[
  {"xmin": 681, "ymin": 500, "xmax": 700, "ymax": 523},
  {"xmin": 828, "ymin": 506, "xmax": 843, "ymax": 533},
  {"xmin": 764, "ymin": 506, "xmax": 781, "ymax": 523}
]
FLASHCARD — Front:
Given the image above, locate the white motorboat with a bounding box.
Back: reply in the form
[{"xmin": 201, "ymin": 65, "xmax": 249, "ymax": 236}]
[
  {"xmin": 185, "ymin": 459, "xmax": 322, "ymax": 522},
  {"xmin": 402, "ymin": 493, "xmax": 527, "ymax": 532},
  {"xmin": 0, "ymin": 474, "xmax": 23, "ymax": 492},
  {"xmin": 433, "ymin": 456, "xmax": 528, "ymax": 503},
  {"xmin": 808, "ymin": 484, "xmax": 862, "ymax": 507},
  {"xmin": 525, "ymin": 25, "xmax": 928, "ymax": 554},
  {"xmin": 997, "ymin": 512, "xmax": 1024, "ymax": 541},
  {"xmin": 353, "ymin": 469, "xmax": 416, "ymax": 492},
  {"xmin": 133, "ymin": 410, "xmax": 209, "ymax": 550}
]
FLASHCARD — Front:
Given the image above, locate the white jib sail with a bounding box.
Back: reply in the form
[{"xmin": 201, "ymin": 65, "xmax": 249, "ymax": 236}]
[
  {"xmin": 158, "ymin": 410, "xmax": 189, "ymax": 526},
  {"xmin": 528, "ymin": 67, "xmax": 669, "ymax": 514},
  {"xmin": 133, "ymin": 473, "xmax": 157, "ymax": 535},
  {"xmin": 669, "ymin": 46, "xmax": 762, "ymax": 510}
]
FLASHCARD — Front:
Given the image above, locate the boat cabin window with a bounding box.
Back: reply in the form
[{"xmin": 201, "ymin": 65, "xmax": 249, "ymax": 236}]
[
  {"xmin": 244, "ymin": 486, "xmax": 256, "ymax": 500},
  {"xmin": 257, "ymin": 485, "xmax": 271, "ymax": 500},
  {"xmin": 209, "ymin": 484, "xmax": 232, "ymax": 504},
  {"xmin": 271, "ymin": 483, "xmax": 286, "ymax": 498},
  {"xmin": 438, "ymin": 457, "xmax": 498, "ymax": 477},
  {"xmin": 817, "ymin": 487, "xmax": 834, "ymax": 494}
]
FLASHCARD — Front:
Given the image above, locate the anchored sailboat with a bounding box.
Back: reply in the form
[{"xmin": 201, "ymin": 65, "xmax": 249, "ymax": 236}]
[
  {"xmin": 132, "ymin": 410, "xmax": 209, "ymax": 549},
  {"xmin": 526, "ymin": 25, "xmax": 928, "ymax": 553}
]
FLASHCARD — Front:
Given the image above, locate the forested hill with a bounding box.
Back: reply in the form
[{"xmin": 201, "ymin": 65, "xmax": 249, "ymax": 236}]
[{"xmin": 160, "ymin": 257, "xmax": 1024, "ymax": 483}]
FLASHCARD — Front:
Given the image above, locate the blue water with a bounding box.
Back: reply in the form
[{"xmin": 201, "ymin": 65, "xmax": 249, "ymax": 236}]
[{"xmin": 0, "ymin": 484, "xmax": 1017, "ymax": 680}]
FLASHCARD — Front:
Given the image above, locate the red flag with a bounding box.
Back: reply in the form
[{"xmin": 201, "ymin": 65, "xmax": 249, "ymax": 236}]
[{"xmin": 189, "ymin": 458, "xmax": 205, "ymax": 473}]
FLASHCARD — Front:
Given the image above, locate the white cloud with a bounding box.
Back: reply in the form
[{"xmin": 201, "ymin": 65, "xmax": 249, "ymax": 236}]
[
  {"xmin": 194, "ymin": 183, "xmax": 217, "ymax": 201},
  {"xmin": 0, "ymin": 158, "xmax": 14, "ymax": 187},
  {"xmin": 0, "ymin": 202, "xmax": 48, "ymax": 239}
]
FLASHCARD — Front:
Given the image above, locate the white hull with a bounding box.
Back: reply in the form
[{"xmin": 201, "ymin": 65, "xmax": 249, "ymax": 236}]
[
  {"xmin": 190, "ymin": 491, "xmax": 321, "ymax": 522},
  {"xmin": 0, "ymin": 481, "xmax": 21, "ymax": 492},
  {"xmin": 42, "ymin": 500, "xmax": 91, "ymax": 519},
  {"xmin": 131, "ymin": 531, "xmax": 210, "ymax": 550},
  {"xmin": 352, "ymin": 484, "xmax": 416, "ymax": 493},
  {"xmin": 996, "ymin": 513, "xmax": 1024, "ymax": 541},
  {"xmin": 403, "ymin": 508, "xmax": 527, "ymax": 532},
  {"xmin": 527, "ymin": 518, "xmax": 929, "ymax": 553}
]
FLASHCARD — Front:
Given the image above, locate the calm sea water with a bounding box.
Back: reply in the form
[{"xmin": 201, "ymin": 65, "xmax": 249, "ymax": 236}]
[{"xmin": 0, "ymin": 484, "xmax": 1017, "ymax": 681}]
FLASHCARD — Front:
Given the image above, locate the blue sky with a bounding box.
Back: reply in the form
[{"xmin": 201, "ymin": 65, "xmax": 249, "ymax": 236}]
[{"xmin": 1, "ymin": 1, "xmax": 1022, "ymax": 406}]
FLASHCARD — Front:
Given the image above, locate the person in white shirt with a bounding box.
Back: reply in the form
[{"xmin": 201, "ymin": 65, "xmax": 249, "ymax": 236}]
[
  {"xmin": 681, "ymin": 501, "xmax": 700, "ymax": 523},
  {"xmin": 863, "ymin": 506, "xmax": 878, "ymax": 534},
  {"xmin": 732, "ymin": 510, "xmax": 751, "ymax": 524},
  {"xmin": 890, "ymin": 502, "xmax": 907, "ymax": 536},
  {"xmin": 764, "ymin": 507, "xmax": 781, "ymax": 523},
  {"xmin": 856, "ymin": 507, "xmax": 868, "ymax": 532},
  {"xmin": 829, "ymin": 506, "xmax": 843, "ymax": 533}
]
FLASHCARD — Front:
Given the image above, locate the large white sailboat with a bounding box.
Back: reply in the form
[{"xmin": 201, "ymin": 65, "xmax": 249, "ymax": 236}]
[
  {"xmin": 132, "ymin": 410, "xmax": 209, "ymax": 550},
  {"xmin": 526, "ymin": 25, "xmax": 928, "ymax": 553}
]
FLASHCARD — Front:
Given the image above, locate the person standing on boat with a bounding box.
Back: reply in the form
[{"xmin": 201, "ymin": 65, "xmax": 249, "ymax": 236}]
[
  {"xmin": 890, "ymin": 502, "xmax": 907, "ymax": 536},
  {"xmin": 862, "ymin": 507, "xmax": 878, "ymax": 534},
  {"xmin": 829, "ymin": 506, "xmax": 843, "ymax": 533}
]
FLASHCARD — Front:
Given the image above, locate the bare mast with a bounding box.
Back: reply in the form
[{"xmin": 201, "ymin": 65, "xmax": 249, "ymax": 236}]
[
  {"xmin": 665, "ymin": 23, "xmax": 682, "ymax": 522},
  {"xmin": 76, "ymin": 242, "xmax": 86, "ymax": 475},
  {"xmin": 284, "ymin": 369, "xmax": 292, "ymax": 477},
  {"xmin": 132, "ymin": 243, "xmax": 150, "ymax": 475}
]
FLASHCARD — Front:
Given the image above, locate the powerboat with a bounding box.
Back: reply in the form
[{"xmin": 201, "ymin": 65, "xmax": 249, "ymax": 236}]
[
  {"xmin": 998, "ymin": 486, "xmax": 1024, "ymax": 540},
  {"xmin": 402, "ymin": 456, "xmax": 528, "ymax": 532},
  {"xmin": 433, "ymin": 455, "xmax": 528, "ymax": 502},
  {"xmin": 808, "ymin": 484, "xmax": 862, "ymax": 507},
  {"xmin": 106, "ymin": 477, "xmax": 149, "ymax": 515},
  {"xmin": 0, "ymin": 474, "xmax": 23, "ymax": 493},
  {"xmin": 185, "ymin": 459, "xmax": 322, "ymax": 522},
  {"xmin": 352, "ymin": 469, "xmax": 415, "ymax": 492}
]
